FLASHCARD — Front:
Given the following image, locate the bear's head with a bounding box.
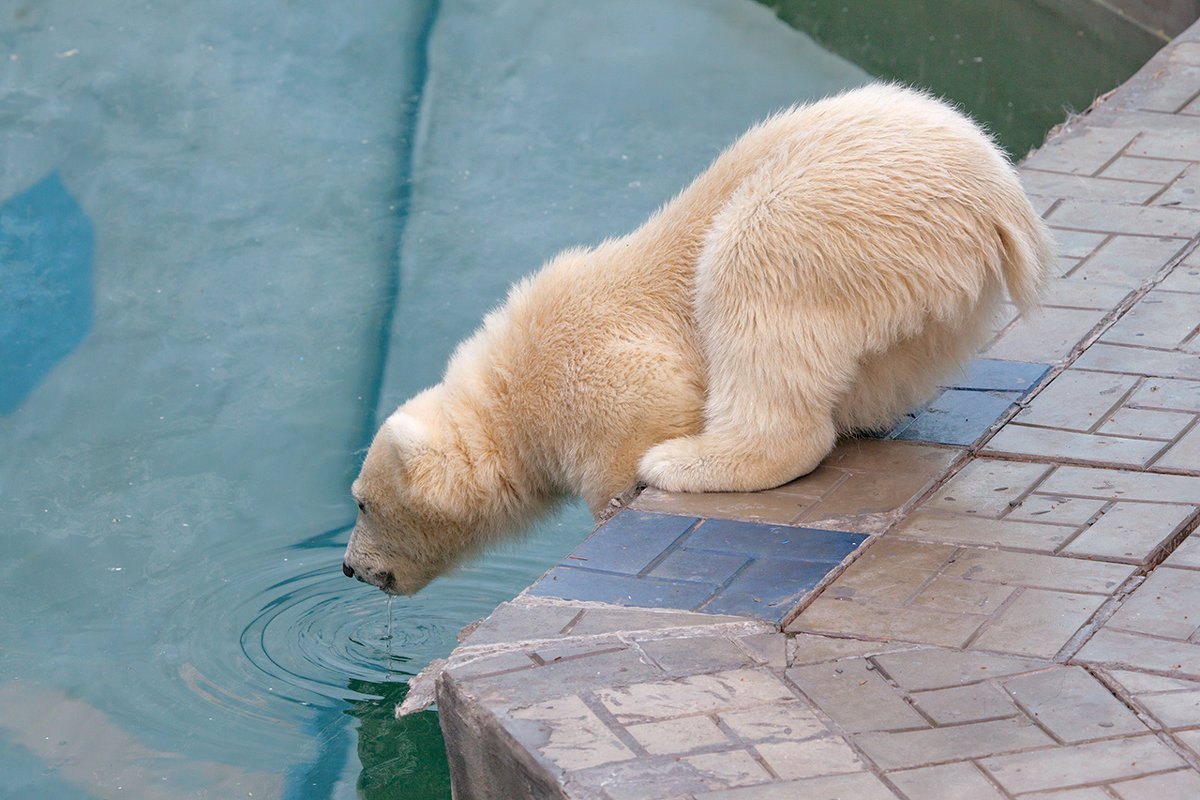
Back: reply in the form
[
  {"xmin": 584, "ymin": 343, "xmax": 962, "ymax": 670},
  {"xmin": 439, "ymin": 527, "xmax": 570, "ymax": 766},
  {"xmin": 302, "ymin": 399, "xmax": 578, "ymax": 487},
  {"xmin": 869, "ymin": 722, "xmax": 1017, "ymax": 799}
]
[{"xmin": 342, "ymin": 388, "xmax": 523, "ymax": 595}]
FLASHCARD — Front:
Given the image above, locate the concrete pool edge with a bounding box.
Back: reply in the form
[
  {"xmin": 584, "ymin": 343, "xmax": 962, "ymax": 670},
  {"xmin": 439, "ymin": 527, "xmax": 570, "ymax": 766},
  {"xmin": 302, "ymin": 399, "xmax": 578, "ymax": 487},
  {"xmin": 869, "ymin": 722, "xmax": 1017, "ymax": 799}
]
[{"xmin": 433, "ymin": 19, "xmax": 1200, "ymax": 799}]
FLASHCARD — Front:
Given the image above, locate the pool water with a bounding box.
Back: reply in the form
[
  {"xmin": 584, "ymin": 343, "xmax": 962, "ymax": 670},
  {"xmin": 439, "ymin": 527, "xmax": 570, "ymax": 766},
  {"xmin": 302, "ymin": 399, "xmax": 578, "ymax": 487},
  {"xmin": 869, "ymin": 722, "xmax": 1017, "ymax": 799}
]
[{"xmin": 0, "ymin": 1, "xmax": 1168, "ymax": 798}]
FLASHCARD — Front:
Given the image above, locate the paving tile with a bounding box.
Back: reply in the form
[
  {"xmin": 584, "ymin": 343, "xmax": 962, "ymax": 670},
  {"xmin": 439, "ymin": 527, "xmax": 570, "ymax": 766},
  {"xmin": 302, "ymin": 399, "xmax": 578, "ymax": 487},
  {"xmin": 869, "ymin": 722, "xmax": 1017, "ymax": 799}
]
[
  {"xmin": 1014, "ymin": 370, "xmax": 1138, "ymax": 431},
  {"xmin": 1062, "ymin": 502, "xmax": 1196, "ymax": 562},
  {"xmin": 1099, "ymin": 155, "xmax": 1188, "ymax": 184},
  {"xmin": 648, "ymin": 547, "xmax": 749, "ymax": 585},
  {"xmin": 1022, "ymin": 789, "xmax": 1126, "ymax": 800},
  {"xmin": 568, "ymin": 606, "xmax": 744, "ymax": 636},
  {"xmin": 1076, "ymin": 629, "xmax": 1200, "ymax": 680},
  {"xmin": 700, "ymin": 557, "xmax": 845, "ymax": 621},
  {"xmin": 1001, "ymin": 667, "xmax": 1148, "ymax": 742},
  {"xmin": 1135, "ymin": 688, "xmax": 1200, "ymax": 729},
  {"xmin": 1112, "ymin": 770, "xmax": 1200, "ymax": 800},
  {"xmin": 1073, "ymin": 342, "xmax": 1200, "ymax": 380},
  {"xmin": 1020, "ymin": 126, "xmax": 1138, "ymax": 175},
  {"xmin": 939, "ymin": 548, "xmax": 1134, "ymax": 594},
  {"xmin": 893, "ymin": 511, "xmax": 1075, "ymax": 552},
  {"xmin": 958, "ymin": 359, "xmax": 1053, "ymax": 392},
  {"xmin": 626, "ymin": 715, "xmax": 728, "ymax": 756},
  {"xmin": 1164, "ymin": 531, "xmax": 1200, "ymax": 569},
  {"xmin": 790, "ymin": 596, "xmax": 983, "ymax": 649},
  {"xmin": 887, "ymin": 762, "xmax": 1008, "ymax": 800},
  {"xmin": 683, "ymin": 750, "xmax": 772, "ymax": 789},
  {"xmin": 1100, "ymin": 407, "xmax": 1196, "ymax": 441},
  {"xmin": 1127, "ymin": 377, "xmax": 1200, "ymax": 412},
  {"xmin": 1105, "ymin": 669, "xmax": 1200, "ymax": 694},
  {"xmin": 1105, "ymin": 567, "xmax": 1200, "ymax": 640},
  {"xmin": 979, "ymin": 736, "xmax": 1186, "ymax": 795},
  {"xmin": 1131, "ymin": 120, "xmax": 1200, "ymax": 157},
  {"xmin": 685, "ymin": 519, "xmax": 865, "ymax": 563},
  {"xmin": 984, "ymin": 423, "xmax": 1166, "ymax": 467},
  {"xmin": 1048, "ymin": 198, "xmax": 1200, "ymax": 239},
  {"xmin": 970, "ymin": 588, "xmax": 1109, "ymax": 659},
  {"xmin": 1156, "ymin": 423, "xmax": 1200, "ymax": 471},
  {"xmin": 911, "ymin": 575, "xmax": 1016, "ymax": 615},
  {"xmin": 909, "ymin": 682, "xmax": 1019, "ymax": 725},
  {"xmin": 854, "ymin": 717, "xmax": 1053, "ymax": 770},
  {"xmin": 528, "ymin": 564, "xmax": 717, "ymax": 610},
  {"xmin": 1069, "ymin": 235, "xmax": 1187, "ymax": 286},
  {"xmin": 1052, "ymin": 229, "xmax": 1110, "ymax": 259},
  {"xmin": 631, "ymin": 486, "xmax": 810, "ymax": 525},
  {"xmin": 734, "ymin": 632, "xmax": 787, "ymax": 668},
  {"xmin": 1008, "ymin": 493, "xmax": 1108, "ymax": 526},
  {"xmin": 1020, "ymin": 169, "xmax": 1161, "ymax": 203},
  {"xmin": 693, "ymin": 771, "xmax": 896, "ymax": 800},
  {"xmin": 873, "ymin": 648, "xmax": 1052, "ymax": 692},
  {"xmin": 924, "ymin": 459, "xmax": 1052, "ymax": 516},
  {"xmin": 891, "ymin": 388, "xmax": 1022, "ymax": 446},
  {"xmin": 785, "ymin": 660, "xmax": 929, "ymax": 733},
  {"xmin": 985, "ymin": 306, "xmax": 1106, "ymax": 362},
  {"xmin": 462, "ymin": 647, "xmax": 664, "ymax": 706},
  {"xmin": 787, "ymin": 634, "xmax": 903, "ymax": 665},
  {"xmin": 508, "ymin": 695, "xmax": 634, "ymax": 771},
  {"xmin": 637, "ymin": 635, "xmax": 757, "ymax": 676},
  {"xmin": 822, "ymin": 538, "xmax": 956, "ymax": 604},
  {"xmin": 459, "ymin": 601, "xmax": 582, "ymax": 646},
  {"xmin": 773, "ymin": 464, "xmax": 849, "ymax": 496},
  {"xmin": 1158, "ymin": 263, "xmax": 1200, "ymax": 294},
  {"xmin": 1157, "ymin": 163, "xmax": 1200, "ymax": 209},
  {"xmin": 718, "ymin": 699, "xmax": 828, "ymax": 742},
  {"xmin": 597, "ymin": 669, "xmax": 796, "ymax": 725},
  {"xmin": 1104, "ymin": 291, "xmax": 1200, "ymax": 349},
  {"xmin": 561, "ymin": 510, "xmax": 699, "ymax": 575},
  {"xmin": 1042, "ymin": 277, "xmax": 1134, "ymax": 310},
  {"xmin": 1038, "ymin": 464, "xmax": 1200, "ymax": 504},
  {"xmin": 1175, "ymin": 728, "xmax": 1200, "ymax": 758},
  {"xmin": 755, "ymin": 736, "xmax": 866, "ymax": 780}
]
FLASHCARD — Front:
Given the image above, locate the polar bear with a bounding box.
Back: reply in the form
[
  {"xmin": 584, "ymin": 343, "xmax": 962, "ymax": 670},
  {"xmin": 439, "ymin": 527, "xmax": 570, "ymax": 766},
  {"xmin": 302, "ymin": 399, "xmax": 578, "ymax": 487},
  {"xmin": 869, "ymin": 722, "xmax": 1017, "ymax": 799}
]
[{"xmin": 343, "ymin": 84, "xmax": 1052, "ymax": 595}]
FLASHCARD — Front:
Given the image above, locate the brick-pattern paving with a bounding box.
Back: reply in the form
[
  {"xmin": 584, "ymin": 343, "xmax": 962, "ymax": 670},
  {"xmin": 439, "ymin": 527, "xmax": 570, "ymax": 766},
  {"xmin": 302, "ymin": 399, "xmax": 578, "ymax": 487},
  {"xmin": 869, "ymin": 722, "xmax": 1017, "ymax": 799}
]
[{"xmin": 432, "ymin": 20, "xmax": 1200, "ymax": 800}]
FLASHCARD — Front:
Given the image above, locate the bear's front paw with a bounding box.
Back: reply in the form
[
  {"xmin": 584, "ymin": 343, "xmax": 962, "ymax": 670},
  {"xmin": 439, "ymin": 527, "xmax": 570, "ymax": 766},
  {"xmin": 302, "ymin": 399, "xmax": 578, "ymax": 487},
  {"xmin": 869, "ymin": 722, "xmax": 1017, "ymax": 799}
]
[{"xmin": 637, "ymin": 437, "xmax": 710, "ymax": 493}]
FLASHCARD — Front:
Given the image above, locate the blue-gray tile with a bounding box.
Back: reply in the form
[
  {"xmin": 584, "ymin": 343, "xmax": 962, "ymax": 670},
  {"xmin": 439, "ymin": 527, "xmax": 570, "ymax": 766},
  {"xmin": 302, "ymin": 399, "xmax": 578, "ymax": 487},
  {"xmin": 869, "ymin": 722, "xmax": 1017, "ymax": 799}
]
[
  {"xmin": 685, "ymin": 519, "xmax": 867, "ymax": 562},
  {"xmin": 891, "ymin": 388, "xmax": 1022, "ymax": 446},
  {"xmin": 565, "ymin": 510, "xmax": 699, "ymax": 575},
  {"xmin": 701, "ymin": 558, "xmax": 838, "ymax": 622},
  {"xmin": 957, "ymin": 359, "xmax": 1051, "ymax": 392},
  {"xmin": 527, "ymin": 565, "xmax": 717, "ymax": 610},
  {"xmin": 649, "ymin": 547, "xmax": 750, "ymax": 585}
]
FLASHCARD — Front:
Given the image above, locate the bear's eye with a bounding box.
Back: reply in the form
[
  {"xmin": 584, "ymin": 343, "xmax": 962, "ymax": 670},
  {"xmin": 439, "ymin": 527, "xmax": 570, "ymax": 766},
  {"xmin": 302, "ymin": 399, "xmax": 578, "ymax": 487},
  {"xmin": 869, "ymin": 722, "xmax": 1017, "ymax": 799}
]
[{"xmin": 356, "ymin": 500, "xmax": 366, "ymax": 514}]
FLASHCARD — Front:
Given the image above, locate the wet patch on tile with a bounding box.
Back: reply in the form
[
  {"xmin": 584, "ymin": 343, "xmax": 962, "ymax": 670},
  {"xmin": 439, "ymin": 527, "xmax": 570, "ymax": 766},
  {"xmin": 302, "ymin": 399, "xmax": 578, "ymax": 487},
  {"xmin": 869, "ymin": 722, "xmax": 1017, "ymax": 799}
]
[{"xmin": 527, "ymin": 511, "xmax": 867, "ymax": 625}]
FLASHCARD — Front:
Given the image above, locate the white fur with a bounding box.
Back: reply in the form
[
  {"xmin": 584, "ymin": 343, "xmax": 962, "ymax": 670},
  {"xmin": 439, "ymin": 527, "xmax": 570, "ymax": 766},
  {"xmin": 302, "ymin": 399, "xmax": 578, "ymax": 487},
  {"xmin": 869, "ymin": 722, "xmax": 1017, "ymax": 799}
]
[{"xmin": 343, "ymin": 85, "xmax": 1053, "ymax": 594}]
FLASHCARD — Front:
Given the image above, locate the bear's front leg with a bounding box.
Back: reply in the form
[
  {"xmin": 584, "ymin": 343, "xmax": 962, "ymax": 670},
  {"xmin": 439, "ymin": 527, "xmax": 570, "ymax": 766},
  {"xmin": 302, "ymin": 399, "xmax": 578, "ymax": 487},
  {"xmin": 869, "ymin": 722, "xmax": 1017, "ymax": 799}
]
[{"xmin": 637, "ymin": 414, "xmax": 836, "ymax": 494}]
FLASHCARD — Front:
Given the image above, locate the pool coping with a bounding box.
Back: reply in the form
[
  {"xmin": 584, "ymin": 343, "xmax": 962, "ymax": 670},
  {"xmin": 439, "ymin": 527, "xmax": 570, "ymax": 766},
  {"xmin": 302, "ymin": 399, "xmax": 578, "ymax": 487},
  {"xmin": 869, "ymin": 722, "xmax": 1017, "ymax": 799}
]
[{"xmin": 426, "ymin": 18, "xmax": 1200, "ymax": 800}]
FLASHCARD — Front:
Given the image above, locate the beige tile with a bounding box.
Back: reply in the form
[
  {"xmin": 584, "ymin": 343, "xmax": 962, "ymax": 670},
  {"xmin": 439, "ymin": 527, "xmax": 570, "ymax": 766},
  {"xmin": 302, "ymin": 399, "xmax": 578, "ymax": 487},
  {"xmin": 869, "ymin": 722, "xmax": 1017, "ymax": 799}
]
[
  {"xmin": 786, "ymin": 634, "xmax": 898, "ymax": 665},
  {"xmin": 853, "ymin": 717, "xmax": 1053, "ymax": 770},
  {"xmin": 597, "ymin": 669, "xmax": 795, "ymax": 725},
  {"xmin": 755, "ymin": 736, "xmax": 865, "ymax": 780},
  {"xmin": 694, "ymin": 771, "xmax": 896, "ymax": 800},
  {"xmin": 1126, "ymin": 377, "xmax": 1200, "ymax": 413},
  {"xmin": 1156, "ymin": 423, "xmax": 1200, "ymax": 471},
  {"xmin": 1009, "ymin": 493, "xmax": 1108, "ymax": 526},
  {"xmin": 911, "ymin": 576, "xmax": 1016, "ymax": 615},
  {"xmin": 894, "ymin": 511, "xmax": 1075, "ymax": 552},
  {"xmin": 1038, "ymin": 465, "xmax": 1200, "ymax": 504},
  {"xmin": 971, "ymin": 588, "xmax": 1109, "ymax": 659},
  {"xmin": 626, "ymin": 716, "xmax": 729, "ymax": 755},
  {"xmin": 925, "ymin": 459, "xmax": 1052, "ymax": 516},
  {"xmin": 774, "ymin": 465, "xmax": 847, "ymax": 497},
  {"xmin": 985, "ymin": 424, "xmax": 1165, "ymax": 467},
  {"xmin": 822, "ymin": 439, "xmax": 958, "ymax": 475},
  {"xmin": 1105, "ymin": 567, "xmax": 1200, "ymax": 640},
  {"xmin": 985, "ymin": 306, "xmax": 1105, "ymax": 361},
  {"xmin": 510, "ymin": 695, "xmax": 634, "ymax": 771},
  {"xmin": 1103, "ymin": 290, "xmax": 1200, "ymax": 349},
  {"xmin": 785, "ymin": 660, "xmax": 928, "ymax": 733},
  {"xmin": 1136, "ymin": 688, "xmax": 1200, "ymax": 729},
  {"xmin": 1001, "ymin": 667, "xmax": 1148, "ymax": 742},
  {"xmin": 1075, "ymin": 629, "xmax": 1200, "ymax": 680},
  {"xmin": 910, "ymin": 682, "xmax": 1018, "ymax": 725},
  {"xmin": 1062, "ymin": 501, "xmax": 1196, "ymax": 563},
  {"xmin": 1100, "ymin": 407, "xmax": 1195, "ymax": 440},
  {"xmin": 873, "ymin": 648, "xmax": 1050, "ymax": 691},
  {"xmin": 887, "ymin": 762, "xmax": 1008, "ymax": 800},
  {"xmin": 980, "ymin": 735, "xmax": 1186, "ymax": 795},
  {"xmin": 1112, "ymin": 770, "xmax": 1200, "ymax": 800},
  {"xmin": 630, "ymin": 487, "xmax": 809, "ymax": 525},
  {"xmin": 1105, "ymin": 669, "xmax": 1200, "ymax": 694},
  {"xmin": 1019, "ymin": 788, "xmax": 1113, "ymax": 800},
  {"xmin": 684, "ymin": 749, "xmax": 772, "ymax": 788},
  {"xmin": 1164, "ymin": 531, "xmax": 1200, "ymax": 568},
  {"xmin": 823, "ymin": 538, "xmax": 956, "ymax": 605},
  {"xmin": 719, "ymin": 700, "xmax": 827, "ymax": 742},
  {"xmin": 1015, "ymin": 370, "xmax": 1138, "ymax": 432},
  {"xmin": 802, "ymin": 471, "xmax": 934, "ymax": 518},
  {"xmin": 788, "ymin": 597, "xmax": 983, "ymax": 649},
  {"xmin": 940, "ymin": 549, "xmax": 1133, "ymax": 594}
]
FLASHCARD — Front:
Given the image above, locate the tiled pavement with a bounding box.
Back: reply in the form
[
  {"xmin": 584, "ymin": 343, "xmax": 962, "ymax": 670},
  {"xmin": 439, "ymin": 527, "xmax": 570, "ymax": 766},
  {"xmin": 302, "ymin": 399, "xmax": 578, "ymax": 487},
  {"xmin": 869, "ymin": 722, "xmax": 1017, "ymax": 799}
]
[{"xmin": 429, "ymin": 21, "xmax": 1200, "ymax": 800}]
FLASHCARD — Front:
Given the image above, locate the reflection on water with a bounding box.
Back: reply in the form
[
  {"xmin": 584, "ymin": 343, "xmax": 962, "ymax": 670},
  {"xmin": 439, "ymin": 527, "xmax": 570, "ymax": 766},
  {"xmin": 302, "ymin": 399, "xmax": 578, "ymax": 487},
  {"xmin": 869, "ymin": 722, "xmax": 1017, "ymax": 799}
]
[{"xmin": 0, "ymin": 0, "xmax": 1176, "ymax": 797}]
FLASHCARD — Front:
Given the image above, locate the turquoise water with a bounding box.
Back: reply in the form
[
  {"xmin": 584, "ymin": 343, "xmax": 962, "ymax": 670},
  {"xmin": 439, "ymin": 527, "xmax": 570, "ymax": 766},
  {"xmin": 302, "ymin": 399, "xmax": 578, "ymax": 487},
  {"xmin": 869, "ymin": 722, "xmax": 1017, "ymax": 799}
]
[{"xmin": 0, "ymin": 1, "xmax": 1169, "ymax": 798}]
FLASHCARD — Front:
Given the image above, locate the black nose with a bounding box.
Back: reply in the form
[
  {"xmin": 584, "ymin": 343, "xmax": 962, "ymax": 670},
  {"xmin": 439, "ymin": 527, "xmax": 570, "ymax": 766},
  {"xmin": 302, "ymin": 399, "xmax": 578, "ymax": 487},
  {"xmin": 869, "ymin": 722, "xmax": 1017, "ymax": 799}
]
[{"xmin": 342, "ymin": 561, "xmax": 355, "ymax": 578}]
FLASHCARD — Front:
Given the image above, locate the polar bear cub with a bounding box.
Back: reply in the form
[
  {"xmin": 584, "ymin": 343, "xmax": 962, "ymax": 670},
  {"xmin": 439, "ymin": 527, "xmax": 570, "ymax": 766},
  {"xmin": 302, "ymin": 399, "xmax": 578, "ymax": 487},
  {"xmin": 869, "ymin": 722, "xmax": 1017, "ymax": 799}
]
[{"xmin": 343, "ymin": 84, "xmax": 1052, "ymax": 595}]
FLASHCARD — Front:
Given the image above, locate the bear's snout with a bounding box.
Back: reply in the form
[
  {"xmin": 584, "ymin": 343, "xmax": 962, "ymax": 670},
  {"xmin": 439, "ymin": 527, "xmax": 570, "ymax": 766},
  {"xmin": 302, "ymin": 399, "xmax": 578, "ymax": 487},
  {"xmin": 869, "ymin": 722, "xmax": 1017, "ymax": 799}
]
[{"xmin": 342, "ymin": 561, "xmax": 355, "ymax": 578}]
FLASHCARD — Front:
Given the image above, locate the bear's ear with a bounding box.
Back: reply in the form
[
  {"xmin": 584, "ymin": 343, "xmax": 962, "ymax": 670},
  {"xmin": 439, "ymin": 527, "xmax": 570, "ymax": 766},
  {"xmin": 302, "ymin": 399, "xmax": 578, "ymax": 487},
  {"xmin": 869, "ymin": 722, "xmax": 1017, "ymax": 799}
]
[{"xmin": 385, "ymin": 412, "xmax": 430, "ymax": 461}]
